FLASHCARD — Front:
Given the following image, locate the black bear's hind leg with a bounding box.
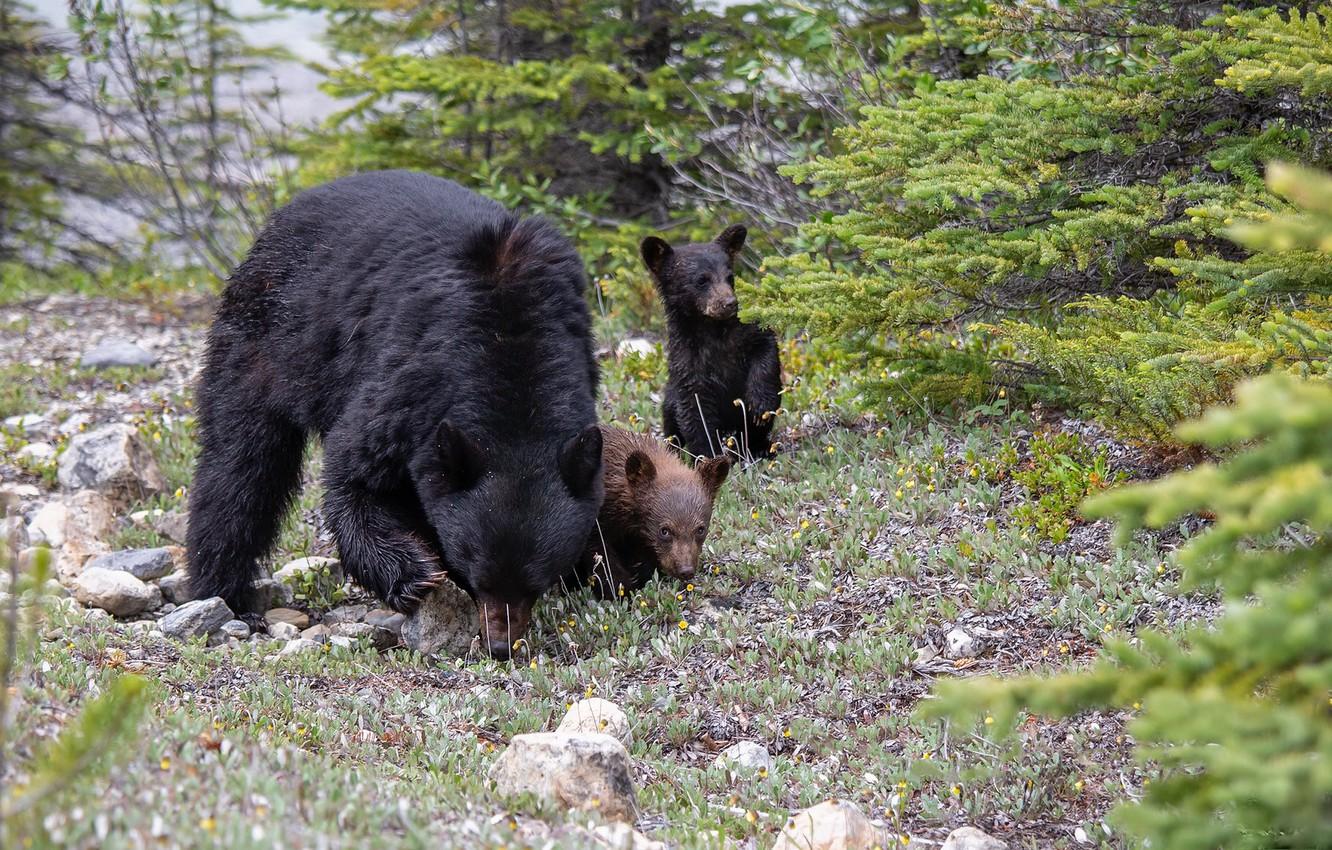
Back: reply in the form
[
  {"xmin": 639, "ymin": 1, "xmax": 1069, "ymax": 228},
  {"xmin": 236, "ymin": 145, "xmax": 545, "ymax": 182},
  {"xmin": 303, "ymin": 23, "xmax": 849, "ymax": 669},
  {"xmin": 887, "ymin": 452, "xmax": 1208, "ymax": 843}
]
[{"xmin": 187, "ymin": 408, "xmax": 306, "ymax": 613}]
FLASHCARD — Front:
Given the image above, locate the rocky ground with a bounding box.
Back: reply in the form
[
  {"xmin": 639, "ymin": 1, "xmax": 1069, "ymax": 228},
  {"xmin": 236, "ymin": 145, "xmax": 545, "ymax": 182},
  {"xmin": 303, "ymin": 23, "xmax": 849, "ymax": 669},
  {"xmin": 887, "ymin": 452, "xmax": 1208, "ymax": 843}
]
[{"xmin": 1, "ymin": 292, "xmax": 1214, "ymax": 849}]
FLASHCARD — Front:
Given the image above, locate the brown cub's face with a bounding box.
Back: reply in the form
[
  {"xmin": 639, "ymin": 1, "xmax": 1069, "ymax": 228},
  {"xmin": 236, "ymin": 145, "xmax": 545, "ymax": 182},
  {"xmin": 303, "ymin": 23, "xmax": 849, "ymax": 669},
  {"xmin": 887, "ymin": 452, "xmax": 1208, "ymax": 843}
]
[
  {"xmin": 626, "ymin": 452, "xmax": 731, "ymax": 580},
  {"xmin": 641, "ymin": 225, "xmax": 748, "ymax": 321}
]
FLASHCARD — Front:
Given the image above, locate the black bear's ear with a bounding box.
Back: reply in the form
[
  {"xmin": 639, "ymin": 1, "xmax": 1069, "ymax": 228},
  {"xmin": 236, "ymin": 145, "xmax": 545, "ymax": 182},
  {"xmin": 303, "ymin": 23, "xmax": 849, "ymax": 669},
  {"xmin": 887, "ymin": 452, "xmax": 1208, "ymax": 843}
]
[
  {"xmin": 714, "ymin": 225, "xmax": 747, "ymax": 259},
  {"xmin": 436, "ymin": 420, "xmax": 484, "ymax": 492},
  {"xmin": 624, "ymin": 450, "xmax": 657, "ymax": 490},
  {"xmin": 695, "ymin": 456, "xmax": 731, "ymax": 497},
  {"xmin": 640, "ymin": 236, "xmax": 673, "ymax": 278},
  {"xmin": 559, "ymin": 424, "xmax": 603, "ymax": 496}
]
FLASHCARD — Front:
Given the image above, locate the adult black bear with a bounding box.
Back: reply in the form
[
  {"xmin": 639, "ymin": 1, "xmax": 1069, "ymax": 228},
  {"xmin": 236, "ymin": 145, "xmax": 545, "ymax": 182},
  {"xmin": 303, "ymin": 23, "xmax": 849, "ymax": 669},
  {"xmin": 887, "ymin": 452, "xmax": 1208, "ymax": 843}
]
[
  {"xmin": 641, "ymin": 225, "xmax": 782, "ymax": 461},
  {"xmin": 186, "ymin": 170, "xmax": 603, "ymax": 659}
]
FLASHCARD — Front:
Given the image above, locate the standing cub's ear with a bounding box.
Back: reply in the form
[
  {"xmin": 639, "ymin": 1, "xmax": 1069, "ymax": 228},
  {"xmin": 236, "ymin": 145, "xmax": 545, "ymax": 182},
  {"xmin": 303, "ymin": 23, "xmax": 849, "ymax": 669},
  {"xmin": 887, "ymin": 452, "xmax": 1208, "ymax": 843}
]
[
  {"xmin": 695, "ymin": 456, "xmax": 731, "ymax": 497},
  {"xmin": 624, "ymin": 450, "xmax": 657, "ymax": 491},
  {"xmin": 640, "ymin": 236, "xmax": 673, "ymax": 278},
  {"xmin": 436, "ymin": 420, "xmax": 485, "ymax": 492},
  {"xmin": 714, "ymin": 225, "xmax": 747, "ymax": 259}
]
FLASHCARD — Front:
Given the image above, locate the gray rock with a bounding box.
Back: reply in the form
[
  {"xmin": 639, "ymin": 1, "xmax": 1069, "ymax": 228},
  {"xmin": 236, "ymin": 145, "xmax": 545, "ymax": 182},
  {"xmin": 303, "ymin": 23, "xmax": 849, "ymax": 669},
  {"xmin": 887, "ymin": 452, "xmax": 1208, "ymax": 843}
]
[
  {"xmin": 3, "ymin": 515, "xmax": 29, "ymax": 550},
  {"xmin": 489, "ymin": 732, "xmax": 637, "ymax": 822},
  {"xmin": 301, "ymin": 623, "xmax": 331, "ymax": 644},
  {"xmin": 72, "ymin": 567, "xmax": 159, "ymax": 617},
  {"xmin": 158, "ymin": 571, "xmax": 190, "ymax": 604},
  {"xmin": 328, "ymin": 635, "xmax": 354, "ymax": 650},
  {"xmin": 251, "ymin": 577, "xmax": 293, "ymax": 610},
  {"xmin": 219, "ymin": 619, "xmax": 251, "ymax": 640},
  {"xmin": 365, "ymin": 608, "xmax": 405, "ymax": 634},
  {"xmin": 81, "ymin": 338, "xmax": 157, "ymax": 369},
  {"xmin": 57, "ymin": 424, "xmax": 165, "ymax": 502},
  {"xmin": 324, "ymin": 603, "xmax": 369, "ymax": 625},
  {"xmin": 153, "ymin": 509, "xmax": 189, "ymax": 544},
  {"xmin": 941, "ymin": 828, "xmax": 1009, "ymax": 850},
  {"xmin": 159, "ymin": 597, "xmax": 234, "ymax": 640},
  {"xmin": 557, "ymin": 698, "xmax": 633, "ymax": 748},
  {"xmin": 401, "ymin": 579, "xmax": 478, "ymax": 657},
  {"xmin": 714, "ymin": 740, "xmax": 772, "ymax": 774},
  {"xmin": 86, "ymin": 547, "xmax": 174, "ymax": 580}
]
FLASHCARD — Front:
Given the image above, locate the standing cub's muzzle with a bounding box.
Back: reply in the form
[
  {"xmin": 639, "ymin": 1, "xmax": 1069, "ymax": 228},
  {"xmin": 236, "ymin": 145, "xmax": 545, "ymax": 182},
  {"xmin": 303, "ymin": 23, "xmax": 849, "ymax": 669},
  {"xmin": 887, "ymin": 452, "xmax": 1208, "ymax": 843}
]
[
  {"xmin": 476, "ymin": 595, "xmax": 534, "ymax": 660},
  {"xmin": 703, "ymin": 285, "xmax": 739, "ymax": 320}
]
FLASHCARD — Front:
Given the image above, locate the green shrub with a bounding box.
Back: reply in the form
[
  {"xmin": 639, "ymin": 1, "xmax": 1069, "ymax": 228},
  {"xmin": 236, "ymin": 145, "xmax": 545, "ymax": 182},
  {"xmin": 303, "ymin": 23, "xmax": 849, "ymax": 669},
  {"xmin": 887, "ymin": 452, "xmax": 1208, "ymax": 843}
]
[
  {"xmin": 982, "ymin": 431, "xmax": 1126, "ymax": 544},
  {"xmin": 753, "ymin": 4, "xmax": 1332, "ymax": 436}
]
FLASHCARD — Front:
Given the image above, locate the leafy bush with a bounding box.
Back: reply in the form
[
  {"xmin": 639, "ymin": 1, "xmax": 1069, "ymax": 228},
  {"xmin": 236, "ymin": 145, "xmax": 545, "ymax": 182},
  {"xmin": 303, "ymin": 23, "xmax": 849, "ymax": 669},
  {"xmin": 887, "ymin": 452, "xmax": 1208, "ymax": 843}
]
[
  {"xmin": 982, "ymin": 431, "xmax": 1125, "ymax": 544},
  {"xmin": 753, "ymin": 4, "xmax": 1332, "ymax": 436}
]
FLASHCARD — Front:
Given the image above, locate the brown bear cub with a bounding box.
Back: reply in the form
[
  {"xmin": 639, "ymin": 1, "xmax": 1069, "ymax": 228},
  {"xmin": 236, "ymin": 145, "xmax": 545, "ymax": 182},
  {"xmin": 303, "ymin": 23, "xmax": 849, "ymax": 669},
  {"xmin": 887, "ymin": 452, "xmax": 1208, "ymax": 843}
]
[{"xmin": 579, "ymin": 425, "xmax": 730, "ymax": 598}]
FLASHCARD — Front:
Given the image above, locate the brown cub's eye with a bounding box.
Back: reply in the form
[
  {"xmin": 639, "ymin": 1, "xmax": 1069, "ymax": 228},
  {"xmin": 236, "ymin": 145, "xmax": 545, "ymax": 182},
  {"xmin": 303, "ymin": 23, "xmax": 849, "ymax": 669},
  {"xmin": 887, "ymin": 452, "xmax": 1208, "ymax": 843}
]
[
  {"xmin": 659, "ymin": 526, "xmax": 671, "ymax": 539},
  {"xmin": 695, "ymin": 525, "xmax": 706, "ymax": 540}
]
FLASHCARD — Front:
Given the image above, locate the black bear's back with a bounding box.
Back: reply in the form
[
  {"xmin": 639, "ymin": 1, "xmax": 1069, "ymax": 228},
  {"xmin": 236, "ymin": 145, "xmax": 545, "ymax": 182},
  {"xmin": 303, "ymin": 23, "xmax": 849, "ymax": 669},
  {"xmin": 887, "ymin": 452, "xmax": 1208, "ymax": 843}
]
[{"xmin": 215, "ymin": 170, "xmax": 594, "ymax": 437}]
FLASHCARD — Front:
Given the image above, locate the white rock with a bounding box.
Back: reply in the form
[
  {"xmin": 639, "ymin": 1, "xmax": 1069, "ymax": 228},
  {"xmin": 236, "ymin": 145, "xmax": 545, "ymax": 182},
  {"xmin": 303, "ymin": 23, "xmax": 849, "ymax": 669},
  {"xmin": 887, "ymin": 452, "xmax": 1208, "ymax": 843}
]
[
  {"xmin": 557, "ymin": 698, "xmax": 633, "ymax": 748},
  {"xmin": 945, "ymin": 626, "xmax": 979, "ymax": 659},
  {"xmin": 489, "ymin": 732, "xmax": 637, "ymax": 822},
  {"xmin": 3, "ymin": 516, "xmax": 28, "ymax": 550},
  {"xmin": 772, "ymin": 800, "xmax": 882, "ymax": 850},
  {"xmin": 268, "ymin": 621, "xmax": 300, "ymax": 640},
  {"xmin": 401, "ymin": 579, "xmax": 478, "ymax": 657},
  {"xmin": 3, "ymin": 413, "xmax": 48, "ymax": 433},
  {"xmin": 81, "ymin": 338, "xmax": 158, "ymax": 369},
  {"xmin": 714, "ymin": 740, "xmax": 772, "ymax": 774},
  {"xmin": 72, "ymin": 567, "xmax": 159, "ymax": 617},
  {"xmin": 941, "ymin": 827, "xmax": 1009, "ymax": 850},
  {"xmin": 589, "ymin": 823, "xmax": 666, "ymax": 850},
  {"xmin": 16, "ymin": 442, "xmax": 56, "ymax": 464},
  {"xmin": 27, "ymin": 502, "xmax": 69, "ymax": 548},
  {"xmin": 278, "ymin": 637, "xmax": 320, "ymax": 656},
  {"xmin": 54, "ymin": 490, "xmax": 116, "ymax": 580},
  {"xmin": 57, "ymin": 424, "xmax": 165, "ymax": 502},
  {"xmin": 328, "ymin": 635, "xmax": 354, "ymax": 650},
  {"xmin": 614, "ymin": 337, "xmax": 654, "ymax": 359},
  {"xmin": 273, "ymin": 556, "xmax": 343, "ymax": 583},
  {"xmin": 158, "ymin": 597, "xmax": 234, "ymax": 640}
]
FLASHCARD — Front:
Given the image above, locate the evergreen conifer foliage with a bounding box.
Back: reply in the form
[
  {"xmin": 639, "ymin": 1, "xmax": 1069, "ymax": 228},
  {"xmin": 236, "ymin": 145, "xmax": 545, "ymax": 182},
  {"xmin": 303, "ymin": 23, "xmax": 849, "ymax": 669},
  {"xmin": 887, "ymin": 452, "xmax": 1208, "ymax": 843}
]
[
  {"xmin": 922, "ymin": 164, "xmax": 1332, "ymax": 850},
  {"xmin": 753, "ymin": 4, "xmax": 1332, "ymax": 436}
]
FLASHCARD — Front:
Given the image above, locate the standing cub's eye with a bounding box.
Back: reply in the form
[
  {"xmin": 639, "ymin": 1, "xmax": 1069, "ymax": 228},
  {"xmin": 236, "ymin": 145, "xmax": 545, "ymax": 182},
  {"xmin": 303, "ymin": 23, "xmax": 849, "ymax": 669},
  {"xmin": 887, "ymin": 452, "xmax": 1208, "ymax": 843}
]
[
  {"xmin": 695, "ymin": 275, "xmax": 709, "ymax": 288},
  {"xmin": 659, "ymin": 526, "xmax": 671, "ymax": 539},
  {"xmin": 726, "ymin": 273, "xmax": 735, "ymax": 286}
]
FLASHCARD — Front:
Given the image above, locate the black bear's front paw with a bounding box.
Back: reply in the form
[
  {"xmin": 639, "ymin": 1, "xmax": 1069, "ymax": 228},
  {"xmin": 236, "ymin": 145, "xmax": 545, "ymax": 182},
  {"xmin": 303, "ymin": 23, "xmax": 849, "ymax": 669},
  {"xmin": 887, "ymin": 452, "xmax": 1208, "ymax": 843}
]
[{"xmin": 382, "ymin": 533, "xmax": 448, "ymax": 614}]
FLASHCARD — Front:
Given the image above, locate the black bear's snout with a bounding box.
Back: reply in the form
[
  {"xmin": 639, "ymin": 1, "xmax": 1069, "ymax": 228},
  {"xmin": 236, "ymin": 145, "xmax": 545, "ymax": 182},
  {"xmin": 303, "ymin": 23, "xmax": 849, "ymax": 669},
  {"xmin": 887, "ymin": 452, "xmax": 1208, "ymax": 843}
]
[
  {"xmin": 476, "ymin": 595, "xmax": 534, "ymax": 660},
  {"xmin": 704, "ymin": 291, "xmax": 739, "ymax": 320}
]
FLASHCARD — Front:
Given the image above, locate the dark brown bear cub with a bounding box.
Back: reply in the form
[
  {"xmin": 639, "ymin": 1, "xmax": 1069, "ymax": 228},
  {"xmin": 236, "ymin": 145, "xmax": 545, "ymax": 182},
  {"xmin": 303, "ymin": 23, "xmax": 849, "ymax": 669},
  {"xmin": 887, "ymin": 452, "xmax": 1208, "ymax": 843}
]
[
  {"xmin": 580, "ymin": 425, "xmax": 730, "ymax": 597},
  {"xmin": 641, "ymin": 225, "xmax": 782, "ymax": 461}
]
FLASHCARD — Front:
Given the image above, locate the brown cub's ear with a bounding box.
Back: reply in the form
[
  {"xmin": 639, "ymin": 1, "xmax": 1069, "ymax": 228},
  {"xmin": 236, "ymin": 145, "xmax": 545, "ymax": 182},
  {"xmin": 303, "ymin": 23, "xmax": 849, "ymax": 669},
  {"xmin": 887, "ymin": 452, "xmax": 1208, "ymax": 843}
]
[
  {"xmin": 695, "ymin": 456, "xmax": 731, "ymax": 498},
  {"xmin": 624, "ymin": 450, "xmax": 657, "ymax": 490},
  {"xmin": 714, "ymin": 225, "xmax": 747, "ymax": 259},
  {"xmin": 640, "ymin": 237, "xmax": 673, "ymax": 278},
  {"xmin": 436, "ymin": 420, "xmax": 485, "ymax": 492}
]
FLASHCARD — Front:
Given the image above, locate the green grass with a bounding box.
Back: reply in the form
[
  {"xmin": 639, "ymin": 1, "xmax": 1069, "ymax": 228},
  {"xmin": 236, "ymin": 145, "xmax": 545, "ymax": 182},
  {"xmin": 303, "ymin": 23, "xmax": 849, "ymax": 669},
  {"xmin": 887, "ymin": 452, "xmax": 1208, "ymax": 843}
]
[{"xmin": 4, "ymin": 314, "xmax": 1201, "ymax": 850}]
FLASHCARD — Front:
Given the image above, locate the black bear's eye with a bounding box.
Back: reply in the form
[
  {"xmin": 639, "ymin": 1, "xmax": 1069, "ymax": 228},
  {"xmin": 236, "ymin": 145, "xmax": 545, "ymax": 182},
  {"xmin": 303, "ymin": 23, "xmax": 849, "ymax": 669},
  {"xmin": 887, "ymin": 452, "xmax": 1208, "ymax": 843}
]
[{"xmin": 659, "ymin": 526, "xmax": 671, "ymax": 539}]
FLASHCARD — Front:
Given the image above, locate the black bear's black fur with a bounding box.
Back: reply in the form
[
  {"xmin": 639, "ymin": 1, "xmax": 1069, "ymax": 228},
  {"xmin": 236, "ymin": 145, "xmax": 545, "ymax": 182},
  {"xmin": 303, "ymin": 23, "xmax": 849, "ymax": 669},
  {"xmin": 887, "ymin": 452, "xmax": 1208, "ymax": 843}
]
[
  {"xmin": 641, "ymin": 225, "xmax": 782, "ymax": 461},
  {"xmin": 187, "ymin": 170, "xmax": 603, "ymax": 658}
]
